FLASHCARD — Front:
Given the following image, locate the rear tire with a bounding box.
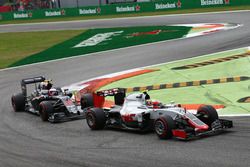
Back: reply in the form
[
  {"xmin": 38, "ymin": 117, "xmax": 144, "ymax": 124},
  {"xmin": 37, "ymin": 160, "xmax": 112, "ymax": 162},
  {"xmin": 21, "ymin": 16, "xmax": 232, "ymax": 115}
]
[
  {"xmin": 39, "ymin": 101, "xmax": 54, "ymax": 122},
  {"xmin": 197, "ymin": 105, "xmax": 218, "ymax": 126},
  {"xmin": 154, "ymin": 114, "xmax": 176, "ymax": 139},
  {"xmin": 86, "ymin": 108, "xmax": 106, "ymax": 130},
  {"xmin": 81, "ymin": 93, "xmax": 93, "ymax": 109},
  {"xmin": 11, "ymin": 93, "xmax": 25, "ymax": 112}
]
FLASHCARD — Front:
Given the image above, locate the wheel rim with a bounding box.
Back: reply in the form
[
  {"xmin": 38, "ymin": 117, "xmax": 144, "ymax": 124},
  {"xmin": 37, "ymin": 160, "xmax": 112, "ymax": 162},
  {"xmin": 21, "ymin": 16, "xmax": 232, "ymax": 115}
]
[
  {"xmin": 155, "ymin": 120, "xmax": 166, "ymax": 135},
  {"xmin": 87, "ymin": 113, "xmax": 95, "ymax": 127}
]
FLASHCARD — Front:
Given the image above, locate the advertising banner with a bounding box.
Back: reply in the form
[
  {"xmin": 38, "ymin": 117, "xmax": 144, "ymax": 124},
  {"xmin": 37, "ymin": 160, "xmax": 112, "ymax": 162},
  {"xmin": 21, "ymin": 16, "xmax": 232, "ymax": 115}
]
[{"xmin": 0, "ymin": 0, "xmax": 249, "ymax": 21}]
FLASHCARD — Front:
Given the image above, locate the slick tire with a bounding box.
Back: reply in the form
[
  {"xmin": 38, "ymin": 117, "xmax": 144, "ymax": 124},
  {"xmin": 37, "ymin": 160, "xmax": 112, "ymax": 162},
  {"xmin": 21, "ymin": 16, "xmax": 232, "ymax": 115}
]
[
  {"xmin": 11, "ymin": 93, "xmax": 25, "ymax": 112},
  {"xmin": 154, "ymin": 114, "xmax": 176, "ymax": 139},
  {"xmin": 86, "ymin": 108, "xmax": 106, "ymax": 130},
  {"xmin": 39, "ymin": 101, "xmax": 54, "ymax": 122},
  {"xmin": 197, "ymin": 105, "xmax": 218, "ymax": 127},
  {"xmin": 81, "ymin": 93, "xmax": 93, "ymax": 109}
]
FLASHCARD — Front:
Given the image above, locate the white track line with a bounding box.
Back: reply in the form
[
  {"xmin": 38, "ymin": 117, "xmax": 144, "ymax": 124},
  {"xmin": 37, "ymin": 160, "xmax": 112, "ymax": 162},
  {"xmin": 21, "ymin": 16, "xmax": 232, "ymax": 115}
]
[{"xmin": 221, "ymin": 114, "xmax": 250, "ymax": 117}]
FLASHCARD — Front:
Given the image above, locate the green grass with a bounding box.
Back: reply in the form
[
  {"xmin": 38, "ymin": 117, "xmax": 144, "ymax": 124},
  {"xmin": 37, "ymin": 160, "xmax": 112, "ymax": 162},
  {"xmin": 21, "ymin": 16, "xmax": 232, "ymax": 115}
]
[
  {"xmin": 0, "ymin": 5, "xmax": 249, "ymax": 25},
  {"xmin": 10, "ymin": 25, "xmax": 191, "ymax": 67},
  {"xmin": 0, "ymin": 30, "xmax": 85, "ymax": 68},
  {"xmin": 101, "ymin": 47, "xmax": 250, "ymax": 115}
]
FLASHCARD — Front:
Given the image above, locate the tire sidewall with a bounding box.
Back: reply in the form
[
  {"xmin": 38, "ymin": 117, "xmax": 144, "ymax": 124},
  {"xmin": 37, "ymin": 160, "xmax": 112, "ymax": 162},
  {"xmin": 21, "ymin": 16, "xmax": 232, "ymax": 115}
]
[
  {"xmin": 86, "ymin": 108, "xmax": 106, "ymax": 130},
  {"xmin": 197, "ymin": 105, "xmax": 218, "ymax": 126},
  {"xmin": 86, "ymin": 111, "xmax": 97, "ymax": 129},
  {"xmin": 39, "ymin": 101, "xmax": 53, "ymax": 121},
  {"xmin": 81, "ymin": 93, "xmax": 93, "ymax": 109},
  {"xmin": 154, "ymin": 115, "xmax": 175, "ymax": 139},
  {"xmin": 155, "ymin": 117, "xmax": 168, "ymax": 139},
  {"xmin": 11, "ymin": 93, "xmax": 25, "ymax": 112}
]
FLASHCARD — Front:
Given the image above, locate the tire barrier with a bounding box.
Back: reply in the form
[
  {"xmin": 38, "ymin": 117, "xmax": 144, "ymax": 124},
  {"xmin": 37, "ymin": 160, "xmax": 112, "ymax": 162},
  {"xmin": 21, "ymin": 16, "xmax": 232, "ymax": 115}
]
[
  {"xmin": 172, "ymin": 52, "xmax": 250, "ymax": 70},
  {"xmin": 125, "ymin": 76, "xmax": 250, "ymax": 93}
]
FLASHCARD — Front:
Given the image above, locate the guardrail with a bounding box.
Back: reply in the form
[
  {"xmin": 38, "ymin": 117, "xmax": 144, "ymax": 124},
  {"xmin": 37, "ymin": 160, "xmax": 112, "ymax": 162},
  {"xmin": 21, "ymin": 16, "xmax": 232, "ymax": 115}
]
[{"xmin": 0, "ymin": 0, "xmax": 249, "ymax": 21}]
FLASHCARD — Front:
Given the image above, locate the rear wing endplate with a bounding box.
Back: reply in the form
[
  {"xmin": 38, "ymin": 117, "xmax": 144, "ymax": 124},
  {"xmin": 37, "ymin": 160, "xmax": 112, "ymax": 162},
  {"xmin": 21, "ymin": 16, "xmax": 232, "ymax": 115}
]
[
  {"xmin": 95, "ymin": 88, "xmax": 126, "ymax": 106},
  {"xmin": 21, "ymin": 76, "xmax": 45, "ymax": 97}
]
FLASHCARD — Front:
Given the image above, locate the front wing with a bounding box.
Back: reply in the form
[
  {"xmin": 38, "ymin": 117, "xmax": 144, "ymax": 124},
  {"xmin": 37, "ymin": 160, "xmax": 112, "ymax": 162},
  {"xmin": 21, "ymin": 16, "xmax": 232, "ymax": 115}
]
[{"xmin": 172, "ymin": 119, "xmax": 233, "ymax": 140}]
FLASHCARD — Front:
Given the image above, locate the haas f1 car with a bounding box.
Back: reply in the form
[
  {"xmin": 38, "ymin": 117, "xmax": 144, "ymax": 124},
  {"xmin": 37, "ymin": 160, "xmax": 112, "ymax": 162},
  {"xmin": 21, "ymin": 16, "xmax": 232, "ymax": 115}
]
[
  {"xmin": 81, "ymin": 88, "xmax": 233, "ymax": 140},
  {"xmin": 11, "ymin": 76, "xmax": 84, "ymax": 123}
]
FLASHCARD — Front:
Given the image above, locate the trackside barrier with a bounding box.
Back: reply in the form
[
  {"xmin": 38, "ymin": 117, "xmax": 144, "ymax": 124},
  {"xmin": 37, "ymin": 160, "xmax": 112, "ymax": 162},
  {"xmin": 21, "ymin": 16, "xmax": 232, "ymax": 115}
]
[
  {"xmin": 0, "ymin": 0, "xmax": 249, "ymax": 21},
  {"xmin": 125, "ymin": 76, "xmax": 250, "ymax": 92}
]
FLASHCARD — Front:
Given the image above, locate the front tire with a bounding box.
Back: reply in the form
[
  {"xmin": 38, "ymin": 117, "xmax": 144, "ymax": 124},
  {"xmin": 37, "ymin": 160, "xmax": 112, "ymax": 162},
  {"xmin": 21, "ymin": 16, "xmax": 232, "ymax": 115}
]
[
  {"xmin": 154, "ymin": 115, "xmax": 176, "ymax": 139},
  {"xmin": 11, "ymin": 93, "xmax": 25, "ymax": 112},
  {"xmin": 86, "ymin": 108, "xmax": 106, "ymax": 130},
  {"xmin": 197, "ymin": 105, "xmax": 218, "ymax": 127},
  {"xmin": 39, "ymin": 101, "xmax": 54, "ymax": 122}
]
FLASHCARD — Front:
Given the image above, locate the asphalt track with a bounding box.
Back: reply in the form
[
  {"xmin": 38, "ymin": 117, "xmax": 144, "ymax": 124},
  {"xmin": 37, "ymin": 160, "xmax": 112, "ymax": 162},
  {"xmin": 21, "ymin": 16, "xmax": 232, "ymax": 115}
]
[{"xmin": 0, "ymin": 11, "xmax": 250, "ymax": 167}]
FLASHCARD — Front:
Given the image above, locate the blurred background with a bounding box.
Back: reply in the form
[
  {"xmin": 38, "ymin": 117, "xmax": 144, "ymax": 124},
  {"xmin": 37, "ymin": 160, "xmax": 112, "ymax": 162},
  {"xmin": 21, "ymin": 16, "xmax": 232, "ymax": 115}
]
[{"xmin": 0, "ymin": 0, "xmax": 157, "ymax": 12}]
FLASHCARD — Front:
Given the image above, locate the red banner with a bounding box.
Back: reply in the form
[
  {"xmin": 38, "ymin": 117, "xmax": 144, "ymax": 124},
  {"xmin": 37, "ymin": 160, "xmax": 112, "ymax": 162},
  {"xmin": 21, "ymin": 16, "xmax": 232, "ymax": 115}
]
[{"xmin": 0, "ymin": 6, "xmax": 11, "ymax": 13}]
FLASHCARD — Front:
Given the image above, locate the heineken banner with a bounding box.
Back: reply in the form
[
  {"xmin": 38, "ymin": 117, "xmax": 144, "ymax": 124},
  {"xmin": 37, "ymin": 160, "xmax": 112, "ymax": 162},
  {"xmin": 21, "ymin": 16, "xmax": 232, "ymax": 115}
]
[{"xmin": 0, "ymin": 0, "xmax": 249, "ymax": 21}]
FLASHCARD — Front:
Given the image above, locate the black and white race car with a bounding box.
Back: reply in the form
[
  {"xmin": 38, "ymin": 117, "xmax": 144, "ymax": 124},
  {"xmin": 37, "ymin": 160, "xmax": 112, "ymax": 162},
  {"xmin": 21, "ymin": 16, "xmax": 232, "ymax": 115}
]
[
  {"xmin": 81, "ymin": 88, "xmax": 233, "ymax": 140},
  {"xmin": 11, "ymin": 76, "xmax": 84, "ymax": 123}
]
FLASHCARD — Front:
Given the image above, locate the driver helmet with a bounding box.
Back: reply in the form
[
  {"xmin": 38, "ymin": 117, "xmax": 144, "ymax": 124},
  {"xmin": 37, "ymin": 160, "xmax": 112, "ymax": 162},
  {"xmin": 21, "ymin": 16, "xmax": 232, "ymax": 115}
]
[
  {"xmin": 48, "ymin": 88, "xmax": 58, "ymax": 96},
  {"xmin": 39, "ymin": 80, "xmax": 53, "ymax": 90},
  {"xmin": 146, "ymin": 99, "xmax": 153, "ymax": 106},
  {"xmin": 152, "ymin": 100, "xmax": 162, "ymax": 109}
]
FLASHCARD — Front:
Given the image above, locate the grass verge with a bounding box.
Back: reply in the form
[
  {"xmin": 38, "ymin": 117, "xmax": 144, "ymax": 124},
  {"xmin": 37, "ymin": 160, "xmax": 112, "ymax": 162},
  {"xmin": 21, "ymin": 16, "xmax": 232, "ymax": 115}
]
[
  {"xmin": 0, "ymin": 29, "xmax": 85, "ymax": 68},
  {"xmin": 10, "ymin": 25, "xmax": 191, "ymax": 67},
  {"xmin": 0, "ymin": 5, "xmax": 249, "ymax": 25},
  {"xmin": 101, "ymin": 47, "xmax": 250, "ymax": 115}
]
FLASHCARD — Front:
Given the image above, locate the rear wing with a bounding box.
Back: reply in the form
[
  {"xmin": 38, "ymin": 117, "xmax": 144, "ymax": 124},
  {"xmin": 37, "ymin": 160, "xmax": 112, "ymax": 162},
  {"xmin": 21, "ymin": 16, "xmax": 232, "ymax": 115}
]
[
  {"xmin": 94, "ymin": 88, "xmax": 126, "ymax": 106},
  {"xmin": 21, "ymin": 76, "xmax": 45, "ymax": 85},
  {"xmin": 96, "ymin": 88, "xmax": 126, "ymax": 96},
  {"xmin": 21, "ymin": 76, "xmax": 45, "ymax": 97}
]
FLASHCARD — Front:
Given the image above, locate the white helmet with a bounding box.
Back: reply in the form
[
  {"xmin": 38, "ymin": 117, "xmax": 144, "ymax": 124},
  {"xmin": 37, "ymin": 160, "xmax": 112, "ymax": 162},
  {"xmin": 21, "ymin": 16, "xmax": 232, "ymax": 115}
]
[{"xmin": 48, "ymin": 88, "xmax": 58, "ymax": 96}]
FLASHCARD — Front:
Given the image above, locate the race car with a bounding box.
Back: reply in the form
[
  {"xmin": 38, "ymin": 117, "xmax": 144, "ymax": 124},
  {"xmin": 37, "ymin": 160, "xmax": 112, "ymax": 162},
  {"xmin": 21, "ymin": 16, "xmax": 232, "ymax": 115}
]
[
  {"xmin": 81, "ymin": 88, "xmax": 233, "ymax": 140},
  {"xmin": 11, "ymin": 76, "xmax": 84, "ymax": 123}
]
